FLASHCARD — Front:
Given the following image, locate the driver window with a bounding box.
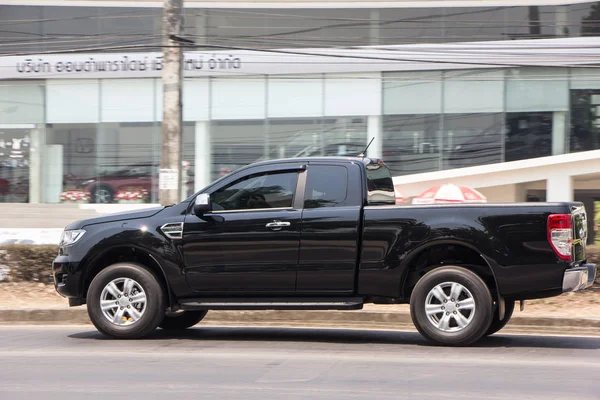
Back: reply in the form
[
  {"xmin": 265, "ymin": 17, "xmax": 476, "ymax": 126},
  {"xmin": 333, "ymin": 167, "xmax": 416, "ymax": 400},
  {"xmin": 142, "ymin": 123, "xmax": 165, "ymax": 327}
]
[{"xmin": 211, "ymin": 171, "xmax": 298, "ymax": 211}]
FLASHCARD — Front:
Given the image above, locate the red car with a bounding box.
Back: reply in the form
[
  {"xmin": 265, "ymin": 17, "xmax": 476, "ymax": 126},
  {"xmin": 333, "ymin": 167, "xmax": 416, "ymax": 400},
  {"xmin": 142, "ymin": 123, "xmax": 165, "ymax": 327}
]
[
  {"xmin": 0, "ymin": 178, "xmax": 8, "ymax": 196},
  {"xmin": 78, "ymin": 164, "xmax": 157, "ymax": 204},
  {"xmin": 78, "ymin": 164, "xmax": 195, "ymax": 203}
]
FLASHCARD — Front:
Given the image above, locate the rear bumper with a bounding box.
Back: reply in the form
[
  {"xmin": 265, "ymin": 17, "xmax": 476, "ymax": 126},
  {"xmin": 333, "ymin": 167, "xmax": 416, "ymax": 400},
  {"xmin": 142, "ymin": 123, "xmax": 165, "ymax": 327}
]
[{"xmin": 562, "ymin": 263, "xmax": 596, "ymax": 292}]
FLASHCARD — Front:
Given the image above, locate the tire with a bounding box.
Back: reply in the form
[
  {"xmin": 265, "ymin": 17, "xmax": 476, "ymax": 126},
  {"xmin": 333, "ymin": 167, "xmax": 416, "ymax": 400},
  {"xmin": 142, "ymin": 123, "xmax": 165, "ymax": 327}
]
[
  {"xmin": 159, "ymin": 310, "xmax": 208, "ymax": 330},
  {"xmin": 485, "ymin": 300, "xmax": 515, "ymax": 336},
  {"xmin": 410, "ymin": 266, "xmax": 494, "ymax": 347},
  {"xmin": 86, "ymin": 263, "xmax": 166, "ymax": 339},
  {"xmin": 92, "ymin": 185, "xmax": 114, "ymax": 204}
]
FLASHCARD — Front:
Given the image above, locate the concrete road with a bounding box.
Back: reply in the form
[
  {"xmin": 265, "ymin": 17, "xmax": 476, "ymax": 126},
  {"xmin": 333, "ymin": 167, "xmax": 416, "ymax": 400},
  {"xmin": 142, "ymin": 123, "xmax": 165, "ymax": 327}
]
[{"xmin": 0, "ymin": 325, "xmax": 599, "ymax": 400}]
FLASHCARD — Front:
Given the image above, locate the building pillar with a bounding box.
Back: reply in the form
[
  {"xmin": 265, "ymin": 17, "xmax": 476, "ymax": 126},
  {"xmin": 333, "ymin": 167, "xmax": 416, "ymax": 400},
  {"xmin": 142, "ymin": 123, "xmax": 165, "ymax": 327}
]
[
  {"xmin": 552, "ymin": 111, "xmax": 567, "ymax": 155},
  {"xmin": 28, "ymin": 124, "xmax": 45, "ymax": 203},
  {"xmin": 366, "ymin": 115, "xmax": 382, "ymax": 159},
  {"xmin": 515, "ymin": 183, "xmax": 527, "ymax": 203},
  {"xmin": 555, "ymin": 5, "xmax": 569, "ymax": 37},
  {"xmin": 43, "ymin": 145, "xmax": 63, "ymax": 203},
  {"xmin": 369, "ymin": 10, "xmax": 380, "ymax": 45},
  {"xmin": 546, "ymin": 174, "xmax": 573, "ymax": 202},
  {"xmin": 194, "ymin": 121, "xmax": 211, "ymax": 193},
  {"xmin": 195, "ymin": 11, "xmax": 209, "ymax": 45}
]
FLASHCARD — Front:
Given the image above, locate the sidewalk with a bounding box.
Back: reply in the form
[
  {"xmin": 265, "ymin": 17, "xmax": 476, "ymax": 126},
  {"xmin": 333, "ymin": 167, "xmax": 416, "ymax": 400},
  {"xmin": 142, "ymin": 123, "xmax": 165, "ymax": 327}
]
[{"xmin": 1, "ymin": 283, "xmax": 599, "ymax": 336}]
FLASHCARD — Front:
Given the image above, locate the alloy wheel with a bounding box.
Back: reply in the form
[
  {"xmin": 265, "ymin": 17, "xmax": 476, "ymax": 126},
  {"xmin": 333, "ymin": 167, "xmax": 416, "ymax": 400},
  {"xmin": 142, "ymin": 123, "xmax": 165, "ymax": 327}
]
[
  {"xmin": 100, "ymin": 277, "xmax": 147, "ymax": 326},
  {"xmin": 424, "ymin": 281, "xmax": 476, "ymax": 332}
]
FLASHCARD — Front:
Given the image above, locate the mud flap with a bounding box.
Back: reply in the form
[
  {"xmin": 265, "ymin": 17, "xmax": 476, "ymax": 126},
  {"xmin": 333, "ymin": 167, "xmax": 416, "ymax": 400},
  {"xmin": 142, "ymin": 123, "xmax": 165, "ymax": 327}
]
[{"xmin": 498, "ymin": 295, "xmax": 505, "ymax": 320}]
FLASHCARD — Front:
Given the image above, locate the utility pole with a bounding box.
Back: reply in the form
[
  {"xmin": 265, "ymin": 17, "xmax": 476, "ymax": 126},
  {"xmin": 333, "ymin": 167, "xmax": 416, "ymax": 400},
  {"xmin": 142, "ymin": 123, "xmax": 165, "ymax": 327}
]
[{"xmin": 159, "ymin": 0, "xmax": 184, "ymax": 205}]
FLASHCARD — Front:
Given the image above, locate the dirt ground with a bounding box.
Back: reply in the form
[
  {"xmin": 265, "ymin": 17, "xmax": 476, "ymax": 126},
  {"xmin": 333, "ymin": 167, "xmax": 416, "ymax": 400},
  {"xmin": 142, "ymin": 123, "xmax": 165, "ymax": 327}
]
[{"xmin": 1, "ymin": 282, "xmax": 598, "ymax": 319}]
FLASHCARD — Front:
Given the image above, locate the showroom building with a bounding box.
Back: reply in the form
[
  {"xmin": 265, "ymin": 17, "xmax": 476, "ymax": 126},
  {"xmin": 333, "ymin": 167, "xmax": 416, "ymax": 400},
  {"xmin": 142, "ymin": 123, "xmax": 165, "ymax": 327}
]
[{"xmin": 1, "ymin": 0, "xmax": 600, "ymax": 207}]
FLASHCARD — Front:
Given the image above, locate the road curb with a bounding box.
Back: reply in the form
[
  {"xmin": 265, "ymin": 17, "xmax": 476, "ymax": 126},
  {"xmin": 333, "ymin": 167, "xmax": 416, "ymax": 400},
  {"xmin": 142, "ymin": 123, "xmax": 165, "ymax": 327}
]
[{"xmin": 1, "ymin": 309, "xmax": 599, "ymax": 333}]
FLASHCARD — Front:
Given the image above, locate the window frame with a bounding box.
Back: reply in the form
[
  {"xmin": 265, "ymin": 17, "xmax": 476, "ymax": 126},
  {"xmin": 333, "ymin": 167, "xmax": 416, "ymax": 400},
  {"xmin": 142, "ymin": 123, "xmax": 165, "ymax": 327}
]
[
  {"xmin": 192, "ymin": 163, "xmax": 308, "ymax": 215},
  {"xmin": 303, "ymin": 164, "xmax": 350, "ymax": 209},
  {"xmin": 209, "ymin": 170, "xmax": 299, "ymax": 213}
]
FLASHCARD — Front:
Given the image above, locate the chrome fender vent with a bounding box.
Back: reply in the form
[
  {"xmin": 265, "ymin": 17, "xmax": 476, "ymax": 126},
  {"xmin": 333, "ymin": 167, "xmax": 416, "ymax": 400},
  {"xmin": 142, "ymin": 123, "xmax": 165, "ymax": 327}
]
[{"xmin": 160, "ymin": 222, "xmax": 184, "ymax": 239}]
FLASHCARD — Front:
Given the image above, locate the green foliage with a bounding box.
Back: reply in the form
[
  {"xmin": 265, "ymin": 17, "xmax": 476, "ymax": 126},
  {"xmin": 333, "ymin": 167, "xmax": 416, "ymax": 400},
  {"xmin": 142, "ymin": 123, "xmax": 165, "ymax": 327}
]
[
  {"xmin": 0, "ymin": 245, "xmax": 58, "ymax": 284},
  {"xmin": 584, "ymin": 246, "xmax": 600, "ymax": 286}
]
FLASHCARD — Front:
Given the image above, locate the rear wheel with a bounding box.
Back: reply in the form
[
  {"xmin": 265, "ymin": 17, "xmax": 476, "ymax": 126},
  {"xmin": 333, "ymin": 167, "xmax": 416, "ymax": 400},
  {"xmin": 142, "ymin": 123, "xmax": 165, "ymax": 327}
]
[
  {"xmin": 410, "ymin": 266, "xmax": 494, "ymax": 346},
  {"xmin": 86, "ymin": 263, "xmax": 166, "ymax": 339},
  {"xmin": 159, "ymin": 310, "xmax": 208, "ymax": 330},
  {"xmin": 485, "ymin": 300, "xmax": 515, "ymax": 336}
]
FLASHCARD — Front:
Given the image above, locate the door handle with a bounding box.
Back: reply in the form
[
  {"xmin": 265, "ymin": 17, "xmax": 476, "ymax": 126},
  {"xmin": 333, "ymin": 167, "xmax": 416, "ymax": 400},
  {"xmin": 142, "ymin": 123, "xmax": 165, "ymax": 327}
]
[{"xmin": 265, "ymin": 220, "xmax": 291, "ymax": 230}]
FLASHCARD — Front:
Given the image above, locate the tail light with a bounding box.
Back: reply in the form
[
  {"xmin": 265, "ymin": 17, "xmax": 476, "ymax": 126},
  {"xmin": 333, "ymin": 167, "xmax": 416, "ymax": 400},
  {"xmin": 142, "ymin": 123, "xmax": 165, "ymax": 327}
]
[{"xmin": 547, "ymin": 214, "xmax": 573, "ymax": 261}]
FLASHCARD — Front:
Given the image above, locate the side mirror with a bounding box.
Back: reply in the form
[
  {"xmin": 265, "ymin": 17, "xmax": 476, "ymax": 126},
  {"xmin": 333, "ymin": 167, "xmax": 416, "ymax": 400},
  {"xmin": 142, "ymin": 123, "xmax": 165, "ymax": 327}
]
[{"xmin": 193, "ymin": 193, "xmax": 211, "ymax": 215}]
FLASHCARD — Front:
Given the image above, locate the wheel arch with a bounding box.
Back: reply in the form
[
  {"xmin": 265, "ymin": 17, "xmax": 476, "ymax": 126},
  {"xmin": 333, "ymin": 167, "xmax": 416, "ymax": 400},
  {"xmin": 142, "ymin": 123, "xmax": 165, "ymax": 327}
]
[
  {"xmin": 81, "ymin": 245, "xmax": 175, "ymax": 308},
  {"xmin": 400, "ymin": 240, "xmax": 502, "ymax": 315}
]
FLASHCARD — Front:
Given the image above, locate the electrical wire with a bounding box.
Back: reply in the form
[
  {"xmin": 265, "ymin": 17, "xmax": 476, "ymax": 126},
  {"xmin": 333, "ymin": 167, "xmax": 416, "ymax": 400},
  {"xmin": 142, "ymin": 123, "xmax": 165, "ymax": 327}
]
[
  {"xmin": 2, "ymin": 40, "xmax": 599, "ymax": 71},
  {"xmin": 0, "ymin": 34, "xmax": 163, "ymax": 49},
  {"xmin": 203, "ymin": 7, "xmax": 511, "ymax": 43},
  {"xmin": 0, "ymin": 9, "xmax": 160, "ymax": 27},
  {"xmin": 1, "ymin": 4, "xmax": 598, "ymax": 53},
  {"xmin": 0, "ymin": 3, "xmax": 594, "ymax": 26},
  {"xmin": 1, "ymin": 33, "xmax": 599, "ymax": 58}
]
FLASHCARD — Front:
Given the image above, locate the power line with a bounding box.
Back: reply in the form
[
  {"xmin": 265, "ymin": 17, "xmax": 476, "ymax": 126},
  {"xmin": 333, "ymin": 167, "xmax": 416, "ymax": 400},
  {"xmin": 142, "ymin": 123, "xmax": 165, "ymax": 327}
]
[
  {"xmin": 0, "ymin": 34, "xmax": 162, "ymax": 49},
  {"xmin": 0, "ymin": 3, "xmax": 595, "ymax": 26},
  {"xmin": 198, "ymin": 7, "xmax": 512, "ymax": 42},
  {"xmin": 1, "ymin": 34, "xmax": 598, "ymax": 59},
  {"xmin": 2, "ymin": 40, "xmax": 600, "ymax": 70},
  {"xmin": 0, "ymin": 6, "xmax": 511, "ymax": 26},
  {"xmin": 1, "ymin": 27, "xmax": 598, "ymax": 54},
  {"xmin": 1, "ymin": 5, "xmax": 597, "ymax": 45},
  {"xmin": 3, "ymin": 32, "xmax": 600, "ymax": 52},
  {"xmin": 0, "ymin": 9, "xmax": 159, "ymax": 27},
  {"xmin": 2, "ymin": 32, "xmax": 597, "ymax": 57}
]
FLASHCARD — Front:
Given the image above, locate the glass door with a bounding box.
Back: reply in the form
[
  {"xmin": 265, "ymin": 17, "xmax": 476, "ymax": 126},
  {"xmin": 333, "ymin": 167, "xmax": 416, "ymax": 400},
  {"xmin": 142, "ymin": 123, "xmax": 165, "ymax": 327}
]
[{"xmin": 0, "ymin": 126, "xmax": 32, "ymax": 203}]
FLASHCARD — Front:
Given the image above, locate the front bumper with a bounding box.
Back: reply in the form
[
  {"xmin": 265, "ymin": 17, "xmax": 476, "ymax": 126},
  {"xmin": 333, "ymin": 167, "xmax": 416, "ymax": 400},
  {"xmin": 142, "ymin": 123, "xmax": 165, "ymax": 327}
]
[
  {"xmin": 52, "ymin": 255, "xmax": 82, "ymax": 300},
  {"xmin": 562, "ymin": 263, "xmax": 596, "ymax": 292}
]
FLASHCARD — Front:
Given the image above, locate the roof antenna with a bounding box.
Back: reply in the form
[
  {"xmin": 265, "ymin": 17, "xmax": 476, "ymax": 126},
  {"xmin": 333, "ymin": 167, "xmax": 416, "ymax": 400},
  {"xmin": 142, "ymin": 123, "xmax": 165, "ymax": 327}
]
[{"xmin": 359, "ymin": 137, "xmax": 375, "ymax": 158}]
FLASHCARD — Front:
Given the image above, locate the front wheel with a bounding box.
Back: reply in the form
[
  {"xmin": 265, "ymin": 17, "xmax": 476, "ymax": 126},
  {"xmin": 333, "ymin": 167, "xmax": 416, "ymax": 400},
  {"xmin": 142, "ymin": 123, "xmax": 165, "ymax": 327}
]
[
  {"xmin": 86, "ymin": 263, "xmax": 166, "ymax": 339},
  {"xmin": 410, "ymin": 266, "xmax": 494, "ymax": 346},
  {"xmin": 159, "ymin": 310, "xmax": 208, "ymax": 330}
]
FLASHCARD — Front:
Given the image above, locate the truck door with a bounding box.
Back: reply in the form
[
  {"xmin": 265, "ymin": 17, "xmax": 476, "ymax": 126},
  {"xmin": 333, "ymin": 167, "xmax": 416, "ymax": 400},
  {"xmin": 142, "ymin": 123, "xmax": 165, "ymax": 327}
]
[
  {"xmin": 182, "ymin": 166, "xmax": 304, "ymax": 294},
  {"xmin": 296, "ymin": 162, "xmax": 363, "ymax": 294}
]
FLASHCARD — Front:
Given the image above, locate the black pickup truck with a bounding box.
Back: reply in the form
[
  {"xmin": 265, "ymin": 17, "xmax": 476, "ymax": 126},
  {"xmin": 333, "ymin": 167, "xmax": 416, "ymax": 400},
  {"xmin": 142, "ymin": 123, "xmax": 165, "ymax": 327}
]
[{"xmin": 52, "ymin": 156, "xmax": 596, "ymax": 346}]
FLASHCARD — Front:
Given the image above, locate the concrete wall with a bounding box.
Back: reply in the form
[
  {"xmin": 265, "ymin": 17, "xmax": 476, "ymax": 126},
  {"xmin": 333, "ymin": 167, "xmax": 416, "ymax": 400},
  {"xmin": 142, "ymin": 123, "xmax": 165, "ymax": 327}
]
[
  {"xmin": 477, "ymin": 183, "xmax": 526, "ymax": 203},
  {"xmin": 393, "ymin": 150, "xmax": 600, "ymax": 202}
]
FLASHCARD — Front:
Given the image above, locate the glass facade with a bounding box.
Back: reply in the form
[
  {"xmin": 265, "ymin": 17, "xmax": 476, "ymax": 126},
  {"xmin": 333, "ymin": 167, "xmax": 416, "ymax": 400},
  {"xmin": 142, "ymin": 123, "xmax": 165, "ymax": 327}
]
[
  {"xmin": 505, "ymin": 112, "xmax": 553, "ymax": 162},
  {"xmin": 0, "ymin": 2, "xmax": 600, "ymax": 203},
  {"xmin": 2, "ymin": 4, "xmax": 600, "ymax": 54},
  {"xmin": 380, "ymin": 67, "xmax": 596, "ymax": 175}
]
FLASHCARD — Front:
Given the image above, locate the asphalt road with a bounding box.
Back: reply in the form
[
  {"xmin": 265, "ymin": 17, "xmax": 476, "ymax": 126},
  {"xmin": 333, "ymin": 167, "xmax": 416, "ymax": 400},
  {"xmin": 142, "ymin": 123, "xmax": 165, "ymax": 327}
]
[{"xmin": 0, "ymin": 325, "xmax": 599, "ymax": 400}]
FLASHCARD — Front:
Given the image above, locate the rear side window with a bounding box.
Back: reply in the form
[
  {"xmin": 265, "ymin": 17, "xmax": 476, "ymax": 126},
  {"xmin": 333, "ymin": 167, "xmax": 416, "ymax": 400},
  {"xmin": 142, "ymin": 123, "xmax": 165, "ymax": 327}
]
[
  {"xmin": 366, "ymin": 162, "xmax": 395, "ymax": 205},
  {"xmin": 304, "ymin": 165, "xmax": 348, "ymax": 208}
]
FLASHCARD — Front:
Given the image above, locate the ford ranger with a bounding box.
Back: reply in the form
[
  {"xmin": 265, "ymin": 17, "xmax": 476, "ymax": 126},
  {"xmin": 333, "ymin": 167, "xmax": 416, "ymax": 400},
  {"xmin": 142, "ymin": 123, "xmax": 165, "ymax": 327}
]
[{"xmin": 52, "ymin": 156, "xmax": 597, "ymax": 346}]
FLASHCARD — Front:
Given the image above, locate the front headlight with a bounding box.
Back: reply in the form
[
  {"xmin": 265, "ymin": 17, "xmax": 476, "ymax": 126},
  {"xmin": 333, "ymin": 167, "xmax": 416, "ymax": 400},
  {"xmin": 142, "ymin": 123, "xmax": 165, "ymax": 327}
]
[{"xmin": 60, "ymin": 229, "xmax": 85, "ymax": 246}]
